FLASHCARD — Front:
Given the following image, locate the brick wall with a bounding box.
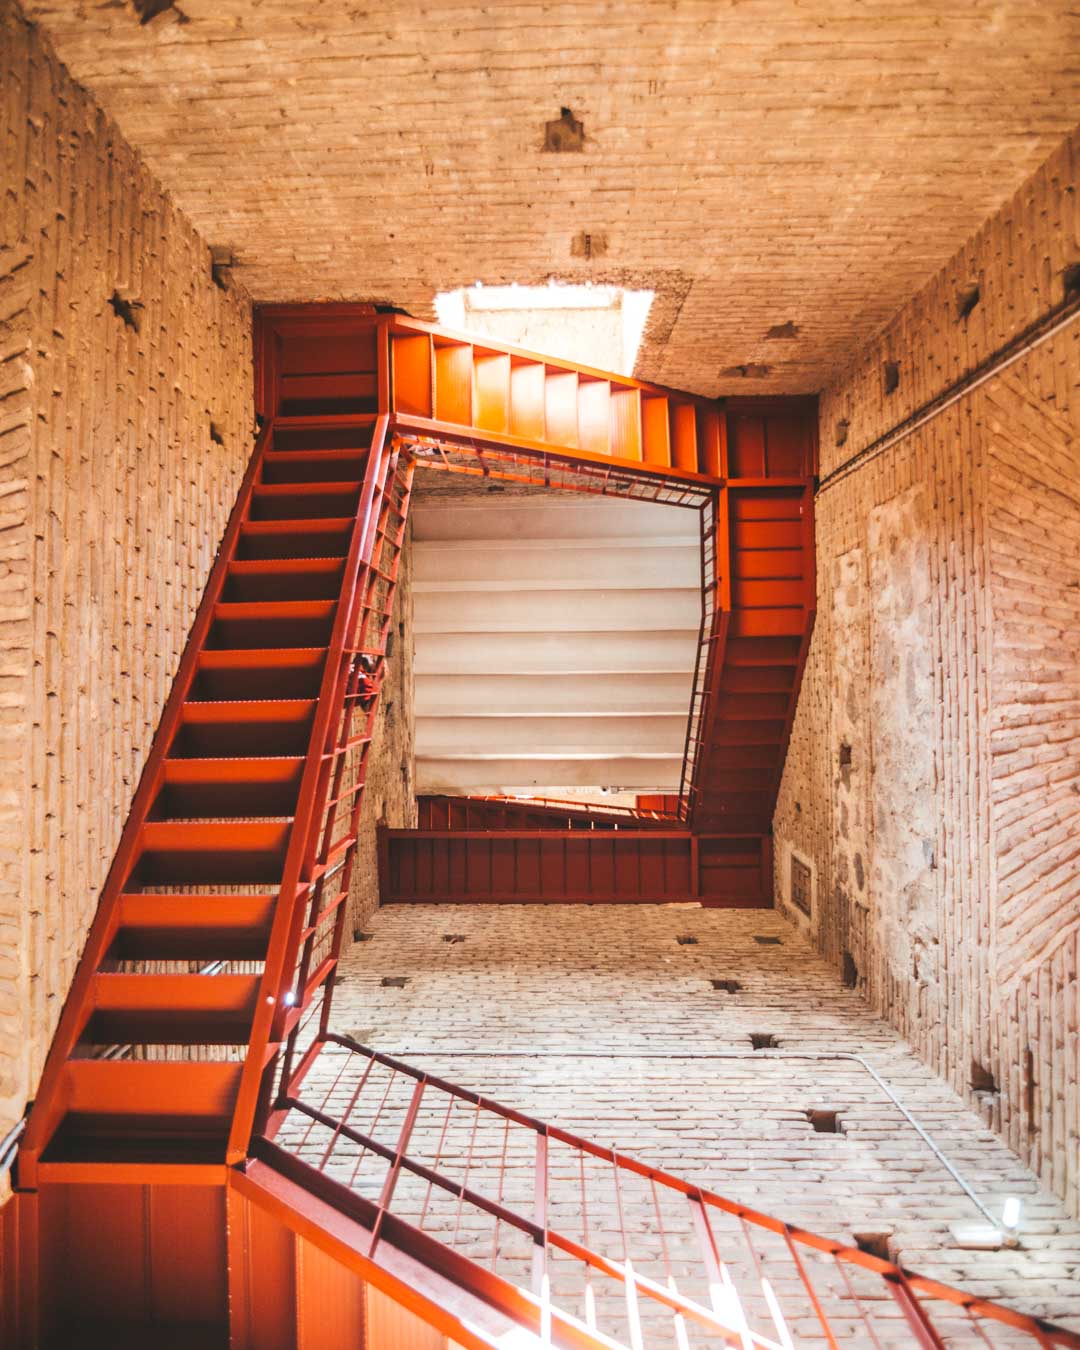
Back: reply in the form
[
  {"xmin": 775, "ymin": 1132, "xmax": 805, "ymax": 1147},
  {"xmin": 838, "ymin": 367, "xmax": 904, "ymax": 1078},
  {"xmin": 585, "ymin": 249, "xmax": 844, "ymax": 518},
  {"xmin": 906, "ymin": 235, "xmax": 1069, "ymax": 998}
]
[
  {"xmin": 0, "ymin": 0, "xmax": 253, "ymax": 1156},
  {"xmin": 316, "ymin": 903, "xmax": 1080, "ymax": 1331},
  {"xmin": 775, "ymin": 127, "xmax": 1080, "ymax": 1216}
]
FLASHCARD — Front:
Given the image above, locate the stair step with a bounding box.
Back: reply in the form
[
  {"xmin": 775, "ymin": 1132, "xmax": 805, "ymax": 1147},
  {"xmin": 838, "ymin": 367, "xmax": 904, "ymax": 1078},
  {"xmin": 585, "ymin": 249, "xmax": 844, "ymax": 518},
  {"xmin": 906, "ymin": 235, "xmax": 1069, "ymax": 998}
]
[
  {"xmin": 721, "ymin": 667, "xmax": 795, "ymax": 694},
  {"xmin": 704, "ymin": 744, "xmax": 782, "ymax": 770},
  {"xmin": 169, "ymin": 700, "xmax": 316, "ymax": 758},
  {"xmin": 152, "ymin": 757, "xmax": 306, "ymax": 819},
  {"xmin": 129, "ymin": 821, "xmax": 291, "ymax": 887},
  {"xmin": 249, "ymin": 481, "xmax": 360, "ymax": 521},
  {"xmin": 84, "ymin": 974, "xmax": 261, "ymax": 1046},
  {"xmin": 112, "ymin": 893, "xmax": 275, "ymax": 961},
  {"xmin": 207, "ymin": 600, "xmax": 336, "ymax": 649},
  {"xmin": 236, "ymin": 518, "xmax": 354, "ymax": 560},
  {"xmin": 272, "ymin": 422, "xmax": 376, "ymax": 453},
  {"xmin": 61, "ymin": 1060, "xmax": 241, "ymax": 1127},
  {"xmin": 706, "ymin": 720, "xmax": 787, "ymax": 746},
  {"xmin": 724, "ymin": 637, "xmax": 802, "ymax": 666},
  {"xmin": 715, "ymin": 692, "xmax": 792, "ymax": 720},
  {"xmin": 189, "ymin": 648, "xmax": 327, "ymax": 702},
  {"xmin": 261, "ymin": 449, "xmax": 367, "ymax": 484},
  {"xmin": 222, "ymin": 558, "xmax": 346, "ymax": 603},
  {"xmin": 42, "ymin": 1062, "xmax": 243, "ymax": 1163}
]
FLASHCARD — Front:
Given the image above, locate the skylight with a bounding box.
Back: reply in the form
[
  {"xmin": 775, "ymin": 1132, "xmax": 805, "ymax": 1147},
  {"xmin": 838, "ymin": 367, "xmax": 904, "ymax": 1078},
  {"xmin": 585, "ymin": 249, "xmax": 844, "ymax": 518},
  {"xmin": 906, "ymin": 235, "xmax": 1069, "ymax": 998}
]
[{"xmin": 434, "ymin": 281, "xmax": 654, "ymax": 377}]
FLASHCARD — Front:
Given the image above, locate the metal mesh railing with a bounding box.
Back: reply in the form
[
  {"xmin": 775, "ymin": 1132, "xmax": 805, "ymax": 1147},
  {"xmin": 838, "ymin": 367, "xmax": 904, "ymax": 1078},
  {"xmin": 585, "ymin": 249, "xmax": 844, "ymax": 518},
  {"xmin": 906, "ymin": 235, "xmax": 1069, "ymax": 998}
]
[{"xmin": 268, "ymin": 1038, "xmax": 1079, "ymax": 1350}]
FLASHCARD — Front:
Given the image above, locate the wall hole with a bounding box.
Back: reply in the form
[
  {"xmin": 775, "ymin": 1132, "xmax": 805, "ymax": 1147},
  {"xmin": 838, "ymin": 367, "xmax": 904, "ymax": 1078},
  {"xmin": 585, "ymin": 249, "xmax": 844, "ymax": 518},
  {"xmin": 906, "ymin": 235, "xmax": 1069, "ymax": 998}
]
[
  {"xmin": 443, "ymin": 934, "xmax": 466, "ymax": 944},
  {"xmin": 839, "ymin": 742, "xmax": 852, "ymax": 768},
  {"xmin": 883, "ymin": 361, "xmax": 900, "ymax": 395},
  {"xmin": 970, "ymin": 1060, "xmax": 998, "ymax": 1095},
  {"xmin": 109, "ymin": 291, "xmax": 140, "ymax": 333},
  {"xmin": 765, "ymin": 320, "xmax": 799, "ymax": 340},
  {"xmin": 721, "ymin": 363, "xmax": 771, "ymax": 379},
  {"xmin": 754, "ymin": 935, "xmax": 782, "ymax": 946},
  {"xmin": 676, "ymin": 934, "xmax": 698, "ymax": 945},
  {"xmin": 210, "ymin": 249, "xmax": 234, "ymax": 290},
  {"xmin": 1024, "ymin": 1047, "xmax": 1037, "ymax": 1134},
  {"xmin": 209, "ymin": 421, "xmax": 224, "ymax": 445},
  {"xmin": 353, "ymin": 929, "xmax": 374, "ymax": 943},
  {"xmin": 571, "ymin": 230, "xmax": 609, "ymax": 260},
  {"xmin": 806, "ymin": 1109, "xmax": 844, "ymax": 1135},
  {"xmin": 853, "ymin": 1232, "xmax": 893, "ymax": 1261},
  {"xmin": 381, "ymin": 975, "xmax": 408, "ymax": 988},
  {"xmin": 711, "ymin": 979, "xmax": 741, "ymax": 993},
  {"xmin": 1063, "ymin": 262, "xmax": 1080, "ymax": 298},
  {"xmin": 841, "ymin": 951, "xmax": 859, "ymax": 988},
  {"xmin": 132, "ymin": 0, "xmax": 179, "ymax": 22},
  {"xmin": 543, "ymin": 107, "xmax": 585, "ymax": 152},
  {"xmin": 835, "ymin": 419, "xmax": 849, "ymax": 448},
  {"xmin": 750, "ymin": 1033, "xmax": 779, "ymax": 1050},
  {"xmin": 956, "ymin": 283, "xmax": 980, "ymax": 321}
]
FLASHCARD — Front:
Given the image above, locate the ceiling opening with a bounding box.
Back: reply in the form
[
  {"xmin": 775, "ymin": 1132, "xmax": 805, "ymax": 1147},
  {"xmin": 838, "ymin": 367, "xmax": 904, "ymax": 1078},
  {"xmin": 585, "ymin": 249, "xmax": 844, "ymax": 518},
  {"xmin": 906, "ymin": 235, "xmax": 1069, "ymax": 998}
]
[{"xmin": 434, "ymin": 281, "xmax": 654, "ymax": 376}]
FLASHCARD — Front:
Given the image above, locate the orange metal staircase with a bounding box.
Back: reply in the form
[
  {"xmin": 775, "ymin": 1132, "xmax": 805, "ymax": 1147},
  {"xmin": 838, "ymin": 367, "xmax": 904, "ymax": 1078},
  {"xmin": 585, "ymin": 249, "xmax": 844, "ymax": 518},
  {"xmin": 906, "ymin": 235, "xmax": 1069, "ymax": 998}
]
[
  {"xmin": 18, "ymin": 319, "xmax": 413, "ymax": 1184},
  {"xmin": 10, "ymin": 308, "xmax": 1067, "ymax": 1345}
]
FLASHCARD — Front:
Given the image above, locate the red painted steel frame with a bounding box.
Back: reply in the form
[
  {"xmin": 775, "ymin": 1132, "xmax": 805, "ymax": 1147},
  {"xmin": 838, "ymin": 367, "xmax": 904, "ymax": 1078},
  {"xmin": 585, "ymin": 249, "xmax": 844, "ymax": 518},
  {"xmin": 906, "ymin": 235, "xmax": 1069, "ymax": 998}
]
[{"xmin": 379, "ymin": 828, "xmax": 772, "ymax": 906}]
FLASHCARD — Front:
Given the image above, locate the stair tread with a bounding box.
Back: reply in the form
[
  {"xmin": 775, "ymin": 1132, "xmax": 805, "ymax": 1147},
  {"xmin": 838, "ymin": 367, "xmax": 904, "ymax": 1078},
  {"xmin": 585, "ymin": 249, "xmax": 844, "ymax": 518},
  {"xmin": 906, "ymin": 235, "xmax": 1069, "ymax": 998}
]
[
  {"xmin": 87, "ymin": 982, "xmax": 260, "ymax": 1042},
  {"xmin": 264, "ymin": 448, "xmax": 368, "ymax": 461},
  {"xmin": 227, "ymin": 558, "xmax": 344, "ymax": 573},
  {"xmin": 213, "ymin": 599, "xmax": 336, "ymax": 614},
  {"xmin": 179, "ymin": 698, "xmax": 316, "ymax": 717},
  {"xmin": 241, "ymin": 517, "xmax": 354, "ymax": 532},
  {"xmin": 64, "ymin": 1060, "xmax": 242, "ymax": 1116},
  {"xmin": 253, "ymin": 480, "xmax": 361, "ymax": 493}
]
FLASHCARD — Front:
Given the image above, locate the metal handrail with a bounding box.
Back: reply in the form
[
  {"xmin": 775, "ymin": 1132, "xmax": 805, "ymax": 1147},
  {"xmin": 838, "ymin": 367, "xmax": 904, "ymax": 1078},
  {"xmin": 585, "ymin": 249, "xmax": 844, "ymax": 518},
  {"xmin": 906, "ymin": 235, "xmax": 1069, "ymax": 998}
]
[{"xmin": 267, "ymin": 1035, "xmax": 1080, "ymax": 1350}]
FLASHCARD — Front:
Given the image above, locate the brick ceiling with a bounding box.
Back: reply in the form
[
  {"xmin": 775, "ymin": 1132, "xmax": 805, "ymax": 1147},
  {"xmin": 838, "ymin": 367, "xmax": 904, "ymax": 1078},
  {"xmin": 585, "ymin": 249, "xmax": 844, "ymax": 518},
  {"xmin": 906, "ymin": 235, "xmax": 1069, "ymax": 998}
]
[{"xmin": 25, "ymin": 0, "xmax": 1080, "ymax": 395}]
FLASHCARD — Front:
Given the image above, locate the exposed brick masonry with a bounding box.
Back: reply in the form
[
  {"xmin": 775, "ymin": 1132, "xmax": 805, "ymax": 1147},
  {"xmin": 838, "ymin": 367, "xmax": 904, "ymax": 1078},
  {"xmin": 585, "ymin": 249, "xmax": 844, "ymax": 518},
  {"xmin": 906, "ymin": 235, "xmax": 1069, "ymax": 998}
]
[
  {"xmin": 21, "ymin": 0, "xmax": 1080, "ymax": 396},
  {"xmin": 775, "ymin": 128, "xmax": 1080, "ymax": 1216},
  {"xmin": 0, "ymin": 0, "xmax": 253, "ymax": 1163}
]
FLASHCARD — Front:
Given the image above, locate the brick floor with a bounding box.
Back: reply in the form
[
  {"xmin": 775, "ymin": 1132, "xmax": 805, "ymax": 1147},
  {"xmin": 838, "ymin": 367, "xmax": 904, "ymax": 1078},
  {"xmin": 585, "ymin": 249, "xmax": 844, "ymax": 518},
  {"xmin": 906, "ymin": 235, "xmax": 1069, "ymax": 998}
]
[{"xmin": 287, "ymin": 903, "xmax": 1080, "ymax": 1340}]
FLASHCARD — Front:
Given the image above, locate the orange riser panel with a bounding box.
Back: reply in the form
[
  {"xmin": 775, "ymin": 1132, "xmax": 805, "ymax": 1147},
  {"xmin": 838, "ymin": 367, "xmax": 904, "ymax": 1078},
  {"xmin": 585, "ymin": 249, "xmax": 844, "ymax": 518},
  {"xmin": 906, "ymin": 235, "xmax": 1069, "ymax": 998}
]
[
  {"xmin": 387, "ymin": 317, "xmax": 725, "ymax": 482},
  {"xmin": 113, "ymin": 894, "xmax": 276, "ymax": 961},
  {"xmin": 83, "ymin": 974, "xmax": 261, "ymax": 1046}
]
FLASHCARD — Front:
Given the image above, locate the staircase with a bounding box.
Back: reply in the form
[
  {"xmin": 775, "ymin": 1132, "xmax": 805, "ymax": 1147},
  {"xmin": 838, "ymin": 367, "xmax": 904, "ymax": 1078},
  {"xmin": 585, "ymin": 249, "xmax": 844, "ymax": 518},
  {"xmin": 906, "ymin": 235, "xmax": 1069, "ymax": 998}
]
[{"xmin": 18, "ymin": 319, "xmax": 413, "ymax": 1182}]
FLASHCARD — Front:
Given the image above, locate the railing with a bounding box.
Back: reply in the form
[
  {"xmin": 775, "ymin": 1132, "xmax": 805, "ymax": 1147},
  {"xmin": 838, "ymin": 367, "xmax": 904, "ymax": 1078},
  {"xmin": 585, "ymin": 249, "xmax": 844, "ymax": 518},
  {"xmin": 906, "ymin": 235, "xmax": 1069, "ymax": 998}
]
[
  {"xmin": 269, "ymin": 1037, "xmax": 1080, "ymax": 1350},
  {"xmin": 678, "ymin": 492, "xmax": 723, "ymax": 825},
  {"xmin": 386, "ymin": 315, "xmax": 724, "ymax": 483},
  {"xmin": 417, "ymin": 795, "xmax": 680, "ymax": 831}
]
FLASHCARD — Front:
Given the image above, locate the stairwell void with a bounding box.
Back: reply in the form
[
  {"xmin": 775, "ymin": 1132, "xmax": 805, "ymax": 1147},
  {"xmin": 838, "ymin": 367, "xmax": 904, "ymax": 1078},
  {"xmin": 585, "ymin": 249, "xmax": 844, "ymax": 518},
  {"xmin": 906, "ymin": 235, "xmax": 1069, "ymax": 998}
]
[{"xmin": 5, "ymin": 306, "xmax": 1072, "ymax": 1349}]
